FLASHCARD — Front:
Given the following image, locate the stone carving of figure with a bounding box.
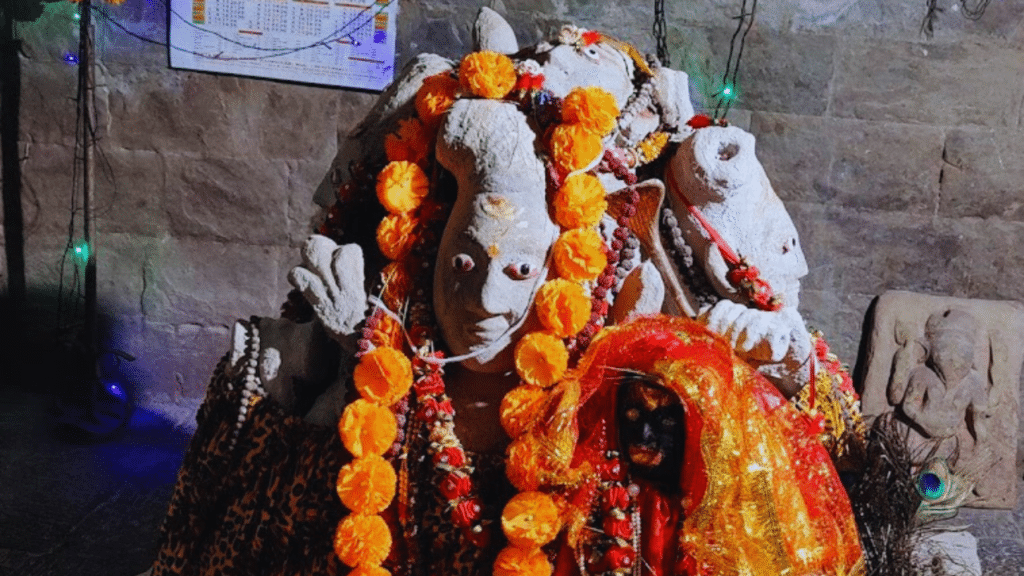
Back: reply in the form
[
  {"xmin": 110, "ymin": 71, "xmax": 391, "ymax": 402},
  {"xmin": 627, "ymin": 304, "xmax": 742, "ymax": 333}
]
[
  {"xmin": 889, "ymin": 309, "xmax": 990, "ymax": 443},
  {"xmin": 149, "ymin": 10, "xmax": 865, "ymax": 576}
]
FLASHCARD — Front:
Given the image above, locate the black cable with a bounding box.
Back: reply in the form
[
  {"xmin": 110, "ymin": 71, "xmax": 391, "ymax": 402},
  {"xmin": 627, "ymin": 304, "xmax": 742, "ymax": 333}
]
[{"xmin": 713, "ymin": 0, "xmax": 757, "ymax": 121}]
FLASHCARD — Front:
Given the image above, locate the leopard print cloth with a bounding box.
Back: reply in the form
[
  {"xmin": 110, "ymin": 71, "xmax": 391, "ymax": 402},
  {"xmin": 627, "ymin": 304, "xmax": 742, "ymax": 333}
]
[{"xmin": 151, "ymin": 357, "xmax": 513, "ymax": 576}]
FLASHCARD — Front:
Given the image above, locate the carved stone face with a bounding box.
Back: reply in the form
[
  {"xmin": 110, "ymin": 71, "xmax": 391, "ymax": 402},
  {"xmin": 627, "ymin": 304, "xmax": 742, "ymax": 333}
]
[
  {"xmin": 533, "ymin": 40, "xmax": 635, "ymax": 108},
  {"xmin": 434, "ymin": 193, "xmax": 556, "ymax": 373},
  {"xmin": 617, "ymin": 376, "xmax": 685, "ymax": 489},
  {"xmin": 432, "ymin": 98, "xmax": 558, "ymax": 373}
]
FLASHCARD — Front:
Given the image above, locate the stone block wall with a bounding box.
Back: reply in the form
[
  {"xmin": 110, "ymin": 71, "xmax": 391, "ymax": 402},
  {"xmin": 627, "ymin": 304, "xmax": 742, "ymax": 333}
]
[{"xmin": 4, "ymin": 0, "xmax": 1023, "ymax": 403}]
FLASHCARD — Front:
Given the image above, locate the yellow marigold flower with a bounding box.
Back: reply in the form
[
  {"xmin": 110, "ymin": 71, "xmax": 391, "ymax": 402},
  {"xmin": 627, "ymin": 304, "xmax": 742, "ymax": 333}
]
[
  {"xmin": 384, "ymin": 117, "xmax": 432, "ymax": 166},
  {"xmin": 339, "ymin": 399, "xmax": 398, "ymax": 458},
  {"xmin": 499, "ymin": 384, "xmax": 548, "ymax": 438},
  {"xmin": 376, "ymin": 161, "xmax": 429, "ymax": 214},
  {"xmin": 376, "ymin": 212, "xmax": 419, "ymax": 261},
  {"xmin": 505, "ymin": 434, "xmax": 543, "ymax": 492},
  {"xmin": 353, "ymin": 346, "xmax": 413, "ymax": 407},
  {"xmin": 548, "ymin": 123, "xmax": 603, "ymax": 174},
  {"xmin": 459, "ymin": 51, "xmax": 517, "ymax": 99},
  {"xmin": 336, "ymin": 454, "xmax": 397, "ymax": 514},
  {"xmin": 562, "ymin": 86, "xmax": 619, "ymax": 136},
  {"xmin": 637, "ymin": 131, "xmax": 670, "ymax": 164},
  {"xmin": 534, "ymin": 279, "xmax": 590, "ymax": 338},
  {"xmin": 415, "ymin": 73, "xmax": 460, "ymax": 127},
  {"xmin": 514, "ymin": 332, "xmax": 568, "ymax": 388},
  {"xmin": 333, "ymin": 513, "xmax": 392, "ymax": 567},
  {"xmin": 552, "ymin": 228, "xmax": 608, "ymax": 283},
  {"xmin": 552, "ymin": 173, "xmax": 607, "ymax": 230},
  {"xmin": 502, "ymin": 491, "xmax": 563, "ymax": 548},
  {"xmin": 493, "ymin": 545, "xmax": 553, "ymax": 576}
]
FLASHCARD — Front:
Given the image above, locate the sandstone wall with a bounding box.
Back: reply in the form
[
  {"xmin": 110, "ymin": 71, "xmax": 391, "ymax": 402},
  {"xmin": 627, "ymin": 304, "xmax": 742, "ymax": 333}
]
[{"xmin": 5, "ymin": 0, "xmax": 1023, "ymax": 403}]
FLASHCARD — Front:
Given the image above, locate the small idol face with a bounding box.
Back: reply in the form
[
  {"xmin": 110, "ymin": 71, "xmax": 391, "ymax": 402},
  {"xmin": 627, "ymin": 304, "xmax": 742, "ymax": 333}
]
[
  {"xmin": 617, "ymin": 375, "xmax": 685, "ymax": 489},
  {"xmin": 433, "ymin": 193, "xmax": 557, "ymax": 373}
]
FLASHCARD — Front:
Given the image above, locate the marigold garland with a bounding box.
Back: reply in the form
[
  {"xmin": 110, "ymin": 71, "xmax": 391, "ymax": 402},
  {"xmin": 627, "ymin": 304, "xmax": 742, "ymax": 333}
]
[
  {"xmin": 552, "ymin": 173, "xmax": 608, "ymax": 229},
  {"xmin": 333, "ymin": 513, "xmax": 393, "ymax": 567},
  {"xmin": 534, "ymin": 279, "xmax": 590, "ymax": 338},
  {"xmin": 415, "ymin": 73, "xmax": 460, "ymax": 127},
  {"xmin": 376, "ymin": 160, "xmax": 430, "ymax": 214},
  {"xmin": 499, "ymin": 384, "xmax": 549, "ymax": 438},
  {"xmin": 336, "ymin": 454, "xmax": 398, "ymax": 514},
  {"xmin": 347, "ymin": 565, "xmax": 392, "ymax": 576},
  {"xmin": 352, "ymin": 346, "xmax": 414, "ymax": 406},
  {"xmin": 376, "ymin": 212, "xmax": 420, "ymax": 261},
  {"xmin": 552, "ymin": 228, "xmax": 608, "ymax": 283},
  {"xmin": 493, "ymin": 545, "xmax": 553, "ymax": 576},
  {"xmin": 501, "ymin": 491, "xmax": 563, "ymax": 547},
  {"xmin": 549, "ymin": 123, "xmax": 604, "ymax": 174},
  {"xmin": 459, "ymin": 51, "xmax": 517, "ymax": 99},
  {"xmin": 384, "ymin": 117, "xmax": 432, "ymax": 166},
  {"xmin": 514, "ymin": 332, "xmax": 570, "ymax": 388},
  {"xmin": 339, "ymin": 399, "xmax": 398, "ymax": 458},
  {"xmin": 562, "ymin": 86, "xmax": 619, "ymax": 136}
]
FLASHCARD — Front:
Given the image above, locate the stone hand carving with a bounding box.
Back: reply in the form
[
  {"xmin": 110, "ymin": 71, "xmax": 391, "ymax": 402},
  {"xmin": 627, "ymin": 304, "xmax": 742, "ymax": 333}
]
[
  {"xmin": 287, "ymin": 235, "xmax": 367, "ymax": 342},
  {"xmin": 890, "ymin": 309, "xmax": 990, "ymax": 442},
  {"xmin": 664, "ymin": 125, "xmax": 812, "ymax": 395}
]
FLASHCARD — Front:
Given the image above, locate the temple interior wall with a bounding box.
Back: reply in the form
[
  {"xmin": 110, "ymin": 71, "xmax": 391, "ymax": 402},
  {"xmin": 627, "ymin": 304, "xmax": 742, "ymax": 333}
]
[{"xmin": 3, "ymin": 0, "xmax": 1023, "ymax": 405}]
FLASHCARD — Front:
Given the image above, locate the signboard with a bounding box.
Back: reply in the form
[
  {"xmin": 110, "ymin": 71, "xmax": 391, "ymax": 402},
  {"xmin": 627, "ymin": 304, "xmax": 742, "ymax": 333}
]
[{"xmin": 169, "ymin": 0, "xmax": 397, "ymax": 91}]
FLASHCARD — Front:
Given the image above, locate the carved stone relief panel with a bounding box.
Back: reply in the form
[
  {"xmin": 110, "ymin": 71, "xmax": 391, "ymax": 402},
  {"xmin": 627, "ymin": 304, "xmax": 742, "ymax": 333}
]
[{"xmin": 860, "ymin": 290, "xmax": 1024, "ymax": 509}]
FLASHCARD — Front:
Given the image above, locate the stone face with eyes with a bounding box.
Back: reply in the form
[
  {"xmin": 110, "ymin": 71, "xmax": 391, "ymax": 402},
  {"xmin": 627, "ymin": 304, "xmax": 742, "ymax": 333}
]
[
  {"xmin": 433, "ymin": 192, "xmax": 557, "ymax": 373},
  {"xmin": 433, "ymin": 99, "xmax": 558, "ymax": 373},
  {"xmin": 617, "ymin": 375, "xmax": 686, "ymax": 490}
]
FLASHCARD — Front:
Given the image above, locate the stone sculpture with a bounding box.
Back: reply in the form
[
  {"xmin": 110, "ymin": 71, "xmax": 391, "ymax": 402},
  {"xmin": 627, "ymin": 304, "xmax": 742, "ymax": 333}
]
[
  {"xmin": 861, "ymin": 290, "xmax": 1024, "ymax": 509},
  {"xmin": 148, "ymin": 9, "xmax": 868, "ymax": 576}
]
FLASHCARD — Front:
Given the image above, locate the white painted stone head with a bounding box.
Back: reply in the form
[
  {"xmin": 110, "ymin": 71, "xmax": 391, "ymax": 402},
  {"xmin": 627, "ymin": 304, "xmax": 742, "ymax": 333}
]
[
  {"xmin": 667, "ymin": 125, "xmax": 809, "ymax": 309},
  {"xmin": 433, "ymin": 98, "xmax": 558, "ymax": 373}
]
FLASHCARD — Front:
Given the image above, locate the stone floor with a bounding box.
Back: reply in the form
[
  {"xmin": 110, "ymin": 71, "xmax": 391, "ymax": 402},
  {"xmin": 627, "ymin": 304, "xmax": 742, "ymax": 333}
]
[{"xmin": 2, "ymin": 388, "xmax": 1024, "ymax": 576}]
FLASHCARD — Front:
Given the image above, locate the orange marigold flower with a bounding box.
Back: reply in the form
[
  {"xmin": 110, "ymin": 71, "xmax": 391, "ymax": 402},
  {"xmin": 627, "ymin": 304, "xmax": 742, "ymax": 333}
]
[
  {"xmin": 384, "ymin": 117, "xmax": 432, "ymax": 166},
  {"xmin": 459, "ymin": 51, "xmax": 517, "ymax": 99},
  {"xmin": 552, "ymin": 228, "xmax": 608, "ymax": 283},
  {"xmin": 353, "ymin": 346, "xmax": 413, "ymax": 406},
  {"xmin": 562, "ymin": 86, "xmax": 619, "ymax": 136},
  {"xmin": 336, "ymin": 454, "xmax": 397, "ymax": 514},
  {"xmin": 548, "ymin": 123, "xmax": 603, "ymax": 174},
  {"xmin": 499, "ymin": 384, "xmax": 548, "ymax": 438},
  {"xmin": 376, "ymin": 212, "xmax": 419, "ymax": 261},
  {"xmin": 376, "ymin": 161, "xmax": 429, "ymax": 214},
  {"xmin": 348, "ymin": 565, "xmax": 391, "ymax": 576},
  {"xmin": 505, "ymin": 435, "xmax": 543, "ymax": 492},
  {"xmin": 502, "ymin": 491, "xmax": 563, "ymax": 548},
  {"xmin": 333, "ymin": 513, "xmax": 392, "ymax": 567},
  {"xmin": 415, "ymin": 73, "xmax": 460, "ymax": 127},
  {"xmin": 493, "ymin": 545, "xmax": 553, "ymax": 576},
  {"xmin": 534, "ymin": 279, "xmax": 590, "ymax": 338},
  {"xmin": 514, "ymin": 332, "xmax": 569, "ymax": 388},
  {"xmin": 552, "ymin": 173, "xmax": 607, "ymax": 229},
  {"xmin": 339, "ymin": 399, "xmax": 398, "ymax": 457}
]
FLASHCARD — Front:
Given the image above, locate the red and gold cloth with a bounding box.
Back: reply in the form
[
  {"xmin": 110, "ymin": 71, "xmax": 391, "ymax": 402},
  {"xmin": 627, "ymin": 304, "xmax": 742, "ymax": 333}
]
[{"xmin": 550, "ymin": 315, "xmax": 865, "ymax": 576}]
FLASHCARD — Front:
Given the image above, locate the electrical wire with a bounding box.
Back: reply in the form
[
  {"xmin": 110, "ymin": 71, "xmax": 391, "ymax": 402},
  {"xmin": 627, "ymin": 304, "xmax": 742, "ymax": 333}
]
[{"xmin": 712, "ymin": 0, "xmax": 757, "ymax": 121}]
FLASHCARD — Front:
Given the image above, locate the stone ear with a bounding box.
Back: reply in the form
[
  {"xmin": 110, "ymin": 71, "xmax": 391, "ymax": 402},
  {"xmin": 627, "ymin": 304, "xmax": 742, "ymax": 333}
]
[{"xmin": 473, "ymin": 7, "xmax": 518, "ymax": 54}]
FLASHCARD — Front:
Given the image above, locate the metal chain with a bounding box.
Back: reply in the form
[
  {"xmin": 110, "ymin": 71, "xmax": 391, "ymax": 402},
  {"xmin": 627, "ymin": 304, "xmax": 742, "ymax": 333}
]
[{"xmin": 653, "ymin": 0, "xmax": 668, "ymax": 67}]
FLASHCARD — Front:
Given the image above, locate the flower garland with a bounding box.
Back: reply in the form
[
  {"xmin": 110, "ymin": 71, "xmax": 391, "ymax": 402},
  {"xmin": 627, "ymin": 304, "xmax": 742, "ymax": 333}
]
[{"xmin": 329, "ymin": 33, "xmax": 664, "ymax": 573}]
